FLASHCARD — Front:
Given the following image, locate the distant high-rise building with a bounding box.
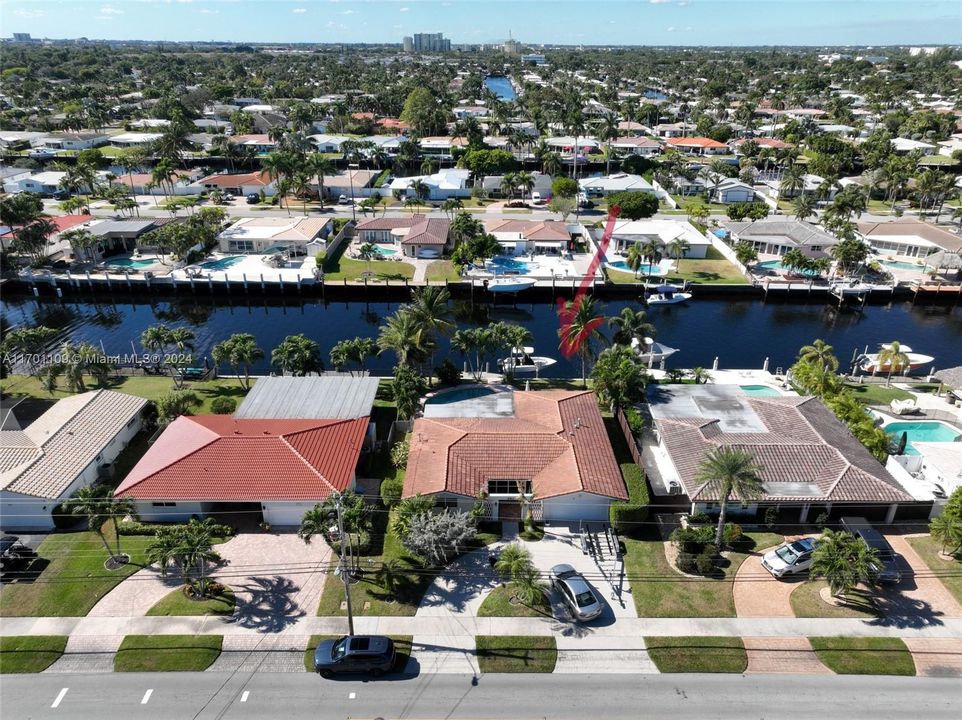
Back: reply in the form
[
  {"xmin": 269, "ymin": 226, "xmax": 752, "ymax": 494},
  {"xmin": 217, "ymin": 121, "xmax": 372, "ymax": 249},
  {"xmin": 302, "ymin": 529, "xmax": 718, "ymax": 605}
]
[
  {"xmin": 503, "ymin": 30, "xmax": 520, "ymax": 55},
  {"xmin": 412, "ymin": 33, "xmax": 450, "ymax": 53},
  {"xmin": 11, "ymin": 33, "xmax": 33, "ymax": 43},
  {"xmin": 402, "ymin": 36, "xmax": 414, "ymax": 53}
]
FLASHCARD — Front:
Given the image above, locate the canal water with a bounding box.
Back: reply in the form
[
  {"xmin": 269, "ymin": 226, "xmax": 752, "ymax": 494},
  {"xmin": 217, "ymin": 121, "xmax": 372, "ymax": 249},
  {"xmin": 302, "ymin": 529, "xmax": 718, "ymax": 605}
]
[
  {"xmin": 483, "ymin": 75, "xmax": 517, "ymax": 101},
  {"xmin": 3, "ymin": 295, "xmax": 960, "ymax": 377}
]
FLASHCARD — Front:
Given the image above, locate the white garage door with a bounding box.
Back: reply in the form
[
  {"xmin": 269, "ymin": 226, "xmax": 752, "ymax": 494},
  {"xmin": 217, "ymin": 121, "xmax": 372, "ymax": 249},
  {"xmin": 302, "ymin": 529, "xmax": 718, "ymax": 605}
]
[
  {"xmin": 262, "ymin": 501, "xmax": 317, "ymax": 527},
  {"xmin": 542, "ymin": 493, "xmax": 611, "ymax": 523}
]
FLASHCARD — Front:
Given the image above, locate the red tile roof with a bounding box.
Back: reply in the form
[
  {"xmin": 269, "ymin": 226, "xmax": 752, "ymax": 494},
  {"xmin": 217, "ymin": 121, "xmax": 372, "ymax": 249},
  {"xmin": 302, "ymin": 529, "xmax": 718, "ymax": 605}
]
[
  {"xmin": 665, "ymin": 137, "xmax": 728, "ymax": 149},
  {"xmin": 485, "ymin": 219, "xmax": 570, "ymax": 242},
  {"xmin": 404, "ymin": 390, "xmax": 627, "ymax": 501},
  {"xmin": 199, "ymin": 170, "xmax": 274, "ymax": 188},
  {"xmin": 356, "ymin": 215, "xmax": 425, "ymax": 232},
  {"xmin": 402, "ymin": 217, "xmax": 450, "ymax": 246},
  {"xmin": 2, "ymin": 214, "xmax": 96, "ymax": 239},
  {"xmin": 115, "ymin": 416, "xmax": 368, "ymax": 501},
  {"xmin": 733, "ymin": 138, "xmax": 792, "ymax": 149}
]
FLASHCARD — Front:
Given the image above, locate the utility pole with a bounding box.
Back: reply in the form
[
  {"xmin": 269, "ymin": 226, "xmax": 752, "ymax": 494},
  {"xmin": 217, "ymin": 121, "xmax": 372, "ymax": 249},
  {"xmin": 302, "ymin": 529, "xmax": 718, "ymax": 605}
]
[
  {"xmin": 333, "ymin": 492, "xmax": 355, "ymax": 636},
  {"xmin": 348, "ymin": 162, "xmax": 359, "ymax": 222}
]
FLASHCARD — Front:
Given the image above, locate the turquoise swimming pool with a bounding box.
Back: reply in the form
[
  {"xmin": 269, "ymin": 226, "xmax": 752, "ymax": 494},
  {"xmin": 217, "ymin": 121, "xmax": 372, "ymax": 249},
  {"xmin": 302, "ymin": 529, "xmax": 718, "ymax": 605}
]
[
  {"xmin": 104, "ymin": 257, "xmax": 154, "ymax": 270},
  {"xmin": 880, "ymin": 259, "xmax": 925, "ymax": 272},
  {"xmin": 199, "ymin": 256, "xmax": 244, "ymax": 271},
  {"xmin": 374, "ymin": 245, "xmax": 398, "ymax": 256},
  {"xmin": 608, "ymin": 261, "xmax": 662, "ymax": 274},
  {"xmin": 425, "ymin": 386, "xmax": 497, "ymax": 405},
  {"xmin": 885, "ymin": 421, "xmax": 962, "ymax": 456},
  {"xmin": 757, "ymin": 260, "xmax": 818, "ymax": 276},
  {"xmin": 740, "ymin": 385, "xmax": 782, "ymax": 397}
]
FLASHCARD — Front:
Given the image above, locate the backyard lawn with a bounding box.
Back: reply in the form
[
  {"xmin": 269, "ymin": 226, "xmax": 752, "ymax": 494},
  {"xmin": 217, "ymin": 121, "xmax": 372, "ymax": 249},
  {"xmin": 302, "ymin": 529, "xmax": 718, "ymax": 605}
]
[
  {"xmin": 808, "ymin": 637, "xmax": 915, "ymax": 675},
  {"xmin": 114, "ymin": 635, "xmax": 222, "ymax": 672},
  {"xmin": 303, "ymin": 635, "xmax": 412, "ymax": 673},
  {"xmin": 477, "ymin": 585, "xmax": 553, "ymax": 618},
  {"xmin": 623, "ymin": 531, "xmax": 782, "ymax": 617},
  {"xmin": 844, "ymin": 383, "xmax": 913, "ymax": 406},
  {"xmin": 323, "ymin": 257, "xmax": 415, "ymax": 282},
  {"xmin": 645, "ymin": 636, "xmax": 747, "ymax": 673},
  {"xmin": 146, "ymin": 585, "xmax": 236, "ymax": 616},
  {"xmin": 475, "ymin": 636, "xmax": 557, "ymax": 673},
  {"xmin": 790, "ymin": 581, "xmax": 879, "ymax": 618},
  {"xmin": 907, "ymin": 535, "xmax": 962, "ymax": 606},
  {"xmin": 607, "ymin": 247, "xmax": 748, "ymax": 285},
  {"xmin": 0, "ymin": 636, "xmax": 68, "ymax": 673},
  {"xmin": 425, "ymin": 260, "xmax": 462, "ymax": 283}
]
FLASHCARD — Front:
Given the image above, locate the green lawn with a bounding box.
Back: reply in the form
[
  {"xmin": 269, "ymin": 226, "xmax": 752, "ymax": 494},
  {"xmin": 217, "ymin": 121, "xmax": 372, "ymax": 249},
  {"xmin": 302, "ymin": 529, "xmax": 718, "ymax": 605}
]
[
  {"xmin": 0, "ymin": 530, "xmax": 155, "ymax": 617},
  {"xmin": 146, "ymin": 585, "xmax": 236, "ymax": 616},
  {"xmin": 303, "ymin": 635, "xmax": 413, "ymax": 673},
  {"xmin": 0, "ymin": 374, "xmax": 249, "ymax": 414},
  {"xmin": 475, "ymin": 636, "xmax": 557, "ymax": 673},
  {"xmin": 0, "ymin": 636, "xmax": 68, "ymax": 674},
  {"xmin": 425, "ymin": 259, "xmax": 462, "ymax": 283},
  {"xmin": 608, "ymin": 247, "xmax": 748, "ymax": 286},
  {"xmin": 623, "ymin": 531, "xmax": 783, "ymax": 617},
  {"xmin": 844, "ymin": 382, "xmax": 913, "ymax": 406},
  {"xmin": 323, "ymin": 257, "xmax": 416, "ymax": 282},
  {"xmin": 790, "ymin": 581, "xmax": 879, "ymax": 618},
  {"xmin": 477, "ymin": 585, "xmax": 553, "ymax": 618},
  {"xmin": 114, "ymin": 635, "xmax": 222, "ymax": 672},
  {"xmin": 809, "ymin": 637, "xmax": 915, "ymax": 675},
  {"xmin": 907, "ymin": 535, "xmax": 962, "ymax": 606},
  {"xmin": 645, "ymin": 636, "xmax": 748, "ymax": 673}
]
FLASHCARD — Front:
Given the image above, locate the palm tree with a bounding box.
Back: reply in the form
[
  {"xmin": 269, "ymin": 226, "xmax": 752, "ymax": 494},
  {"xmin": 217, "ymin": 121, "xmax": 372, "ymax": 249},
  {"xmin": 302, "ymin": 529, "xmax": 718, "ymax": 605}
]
[
  {"xmin": 598, "ymin": 110, "xmax": 620, "ymax": 176},
  {"xmin": 516, "ymin": 171, "xmax": 535, "ymax": 205},
  {"xmin": 179, "ymin": 519, "xmax": 219, "ymax": 597},
  {"xmin": 407, "ymin": 286, "xmax": 454, "ymax": 377},
  {"xmin": 357, "ymin": 241, "xmax": 379, "ymax": 276},
  {"xmin": 146, "ymin": 527, "xmax": 182, "ymax": 578},
  {"xmin": 780, "ymin": 163, "xmax": 806, "ymax": 199},
  {"xmin": 792, "ymin": 194, "xmax": 816, "ymax": 221},
  {"xmin": 66, "ymin": 485, "xmax": 115, "ymax": 563},
  {"xmin": 377, "ymin": 308, "xmax": 431, "ymax": 369},
  {"xmin": 542, "ymin": 152, "xmax": 563, "ymax": 177},
  {"xmin": 558, "ymin": 295, "xmax": 607, "ymax": 388},
  {"xmin": 798, "ymin": 339, "xmax": 839, "ymax": 374},
  {"xmin": 930, "ymin": 514, "xmax": 962, "ymax": 557},
  {"xmin": 211, "ymin": 333, "xmax": 264, "ymax": 390},
  {"xmin": 693, "ymin": 447, "xmax": 765, "ymax": 548},
  {"xmin": 666, "ymin": 236, "xmax": 690, "ymax": 272},
  {"xmin": 298, "ymin": 504, "xmax": 331, "ymax": 545},
  {"xmin": 271, "ymin": 334, "xmax": 322, "ymax": 376},
  {"xmin": 624, "ymin": 243, "xmax": 645, "ymax": 278},
  {"xmin": 608, "ymin": 307, "xmax": 656, "ymax": 347},
  {"xmin": 877, "ymin": 341, "xmax": 910, "ymax": 384},
  {"xmin": 411, "ymin": 179, "xmax": 430, "ymax": 206},
  {"xmin": 500, "ymin": 172, "xmax": 517, "ymax": 203},
  {"xmin": 811, "ymin": 529, "xmax": 879, "ymax": 598},
  {"xmin": 638, "ymin": 237, "xmax": 663, "ymax": 285},
  {"xmin": 494, "ymin": 543, "xmax": 532, "ymax": 580}
]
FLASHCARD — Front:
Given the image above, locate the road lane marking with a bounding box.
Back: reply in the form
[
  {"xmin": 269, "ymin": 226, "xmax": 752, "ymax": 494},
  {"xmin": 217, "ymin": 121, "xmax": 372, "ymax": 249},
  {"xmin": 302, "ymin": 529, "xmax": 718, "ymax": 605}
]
[
  {"xmin": 348, "ymin": 692, "xmax": 356, "ymax": 699},
  {"xmin": 51, "ymin": 688, "xmax": 68, "ymax": 708},
  {"xmin": 241, "ymin": 691, "xmax": 250, "ymax": 703},
  {"xmin": 141, "ymin": 689, "xmax": 153, "ymax": 705}
]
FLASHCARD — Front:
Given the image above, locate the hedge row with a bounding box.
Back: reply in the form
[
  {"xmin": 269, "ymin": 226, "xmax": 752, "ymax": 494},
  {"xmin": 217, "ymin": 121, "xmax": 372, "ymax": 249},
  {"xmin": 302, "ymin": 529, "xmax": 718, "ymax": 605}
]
[
  {"xmin": 609, "ymin": 462, "xmax": 649, "ymax": 535},
  {"xmin": 117, "ymin": 520, "xmax": 235, "ymax": 537}
]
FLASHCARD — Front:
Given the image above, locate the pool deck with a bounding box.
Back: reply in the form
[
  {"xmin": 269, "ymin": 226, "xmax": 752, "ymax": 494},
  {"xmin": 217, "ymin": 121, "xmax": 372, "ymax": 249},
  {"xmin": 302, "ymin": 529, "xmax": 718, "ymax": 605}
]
[{"xmin": 169, "ymin": 253, "xmax": 316, "ymax": 282}]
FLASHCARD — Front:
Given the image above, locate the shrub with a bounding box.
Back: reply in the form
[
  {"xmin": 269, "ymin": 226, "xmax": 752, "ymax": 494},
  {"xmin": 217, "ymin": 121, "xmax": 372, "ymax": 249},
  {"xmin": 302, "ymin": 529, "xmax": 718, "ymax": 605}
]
[
  {"xmin": 671, "ymin": 525, "xmax": 716, "ymax": 554},
  {"xmin": 51, "ymin": 503, "xmax": 79, "ymax": 530},
  {"xmin": 210, "ymin": 397, "xmax": 236, "ymax": 415},
  {"xmin": 676, "ymin": 552, "xmax": 697, "ymax": 574},
  {"xmin": 695, "ymin": 550, "xmax": 717, "ymax": 575},
  {"xmin": 624, "ymin": 406, "xmax": 644, "ymax": 435},
  {"xmin": 609, "ymin": 463, "xmax": 649, "ymax": 535},
  {"xmin": 434, "ymin": 359, "xmax": 461, "ymax": 387},
  {"xmin": 390, "ymin": 438, "xmax": 410, "ymax": 469},
  {"xmin": 724, "ymin": 522, "xmax": 743, "ymax": 546},
  {"xmin": 117, "ymin": 519, "xmax": 234, "ymax": 537},
  {"xmin": 380, "ymin": 477, "xmax": 403, "ymax": 507},
  {"xmin": 764, "ymin": 506, "xmax": 778, "ymax": 529},
  {"xmin": 687, "ymin": 511, "xmax": 713, "ymax": 525}
]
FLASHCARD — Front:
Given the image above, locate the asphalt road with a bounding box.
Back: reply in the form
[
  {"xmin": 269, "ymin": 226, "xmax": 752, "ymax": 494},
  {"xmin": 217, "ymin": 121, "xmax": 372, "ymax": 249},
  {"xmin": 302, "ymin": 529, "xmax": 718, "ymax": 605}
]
[{"xmin": 4, "ymin": 672, "xmax": 961, "ymax": 720}]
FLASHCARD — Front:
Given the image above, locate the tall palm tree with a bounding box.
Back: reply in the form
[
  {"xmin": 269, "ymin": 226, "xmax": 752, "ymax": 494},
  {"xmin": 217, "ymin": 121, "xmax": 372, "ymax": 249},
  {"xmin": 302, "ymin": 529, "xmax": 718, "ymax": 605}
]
[
  {"xmin": 810, "ymin": 529, "xmax": 879, "ymax": 598},
  {"xmin": 793, "ymin": 193, "xmax": 816, "ymax": 221},
  {"xmin": 693, "ymin": 447, "xmax": 765, "ymax": 548},
  {"xmin": 624, "ymin": 243, "xmax": 645, "ymax": 278},
  {"xmin": 211, "ymin": 333, "xmax": 264, "ymax": 390},
  {"xmin": 516, "ymin": 171, "xmax": 535, "ymax": 205},
  {"xmin": 639, "ymin": 237, "xmax": 663, "ymax": 285},
  {"xmin": 558, "ymin": 295, "xmax": 607, "ymax": 388},
  {"xmin": 179, "ymin": 519, "xmax": 219, "ymax": 597},
  {"xmin": 780, "ymin": 163, "xmax": 806, "ymax": 199},
  {"xmin": 377, "ymin": 308, "xmax": 431, "ymax": 369},
  {"xmin": 877, "ymin": 341, "xmax": 910, "ymax": 384},
  {"xmin": 608, "ymin": 307, "xmax": 656, "ymax": 347},
  {"xmin": 930, "ymin": 514, "xmax": 962, "ymax": 557},
  {"xmin": 67, "ymin": 485, "xmax": 120, "ymax": 563},
  {"xmin": 500, "ymin": 172, "xmax": 517, "ymax": 203},
  {"xmin": 407, "ymin": 286, "xmax": 454, "ymax": 377},
  {"xmin": 297, "ymin": 504, "xmax": 331, "ymax": 545},
  {"xmin": 598, "ymin": 110, "xmax": 620, "ymax": 176},
  {"xmin": 798, "ymin": 339, "xmax": 839, "ymax": 373},
  {"xmin": 666, "ymin": 237, "xmax": 690, "ymax": 272}
]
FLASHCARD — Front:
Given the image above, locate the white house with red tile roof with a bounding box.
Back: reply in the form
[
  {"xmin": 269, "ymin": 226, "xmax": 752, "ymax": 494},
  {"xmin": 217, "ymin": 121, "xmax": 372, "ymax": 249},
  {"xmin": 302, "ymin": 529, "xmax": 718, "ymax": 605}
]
[
  {"xmin": 217, "ymin": 217, "xmax": 333, "ymax": 255},
  {"xmin": 196, "ymin": 170, "xmax": 276, "ymax": 196},
  {"xmin": 664, "ymin": 137, "xmax": 730, "ymax": 155},
  {"xmin": 610, "ymin": 136, "xmax": 663, "ymax": 156},
  {"xmin": 356, "ymin": 215, "xmax": 451, "ymax": 257},
  {"xmin": 484, "ymin": 219, "xmax": 571, "ymax": 256},
  {"xmin": 404, "ymin": 390, "xmax": 627, "ymax": 523},
  {"xmin": 730, "ymin": 137, "xmax": 793, "ymax": 154},
  {"xmin": 228, "ymin": 134, "xmax": 277, "ymax": 154}
]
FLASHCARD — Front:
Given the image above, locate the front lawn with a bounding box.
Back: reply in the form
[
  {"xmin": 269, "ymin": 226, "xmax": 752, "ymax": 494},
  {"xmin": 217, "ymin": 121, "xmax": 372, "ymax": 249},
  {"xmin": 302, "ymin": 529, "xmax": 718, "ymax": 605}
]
[
  {"xmin": 323, "ymin": 257, "xmax": 415, "ymax": 282},
  {"xmin": 907, "ymin": 535, "xmax": 962, "ymax": 606},
  {"xmin": 844, "ymin": 383, "xmax": 913, "ymax": 406},
  {"xmin": 303, "ymin": 634, "xmax": 413, "ymax": 673},
  {"xmin": 425, "ymin": 260, "xmax": 462, "ymax": 283},
  {"xmin": 0, "ymin": 636, "xmax": 68, "ymax": 673},
  {"xmin": 623, "ymin": 531, "xmax": 782, "ymax": 617},
  {"xmin": 477, "ymin": 585, "xmax": 553, "ymax": 618},
  {"xmin": 475, "ymin": 636, "xmax": 557, "ymax": 673},
  {"xmin": 114, "ymin": 635, "xmax": 222, "ymax": 672},
  {"xmin": 809, "ymin": 637, "xmax": 915, "ymax": 675},
  {"xmin": 645, "ymin": 636, "xmax": 747, "ymax": 673},
  {"xmin": 146, "ymin": 585, "xmax": 236, "ymax": 616},
  {"xmin": 0, "ymin": 530, "xmax": 155, "ymax": 617},
  {"xmin": 790, "ymin": 581, "xmax": 878, "ymax": 618}
]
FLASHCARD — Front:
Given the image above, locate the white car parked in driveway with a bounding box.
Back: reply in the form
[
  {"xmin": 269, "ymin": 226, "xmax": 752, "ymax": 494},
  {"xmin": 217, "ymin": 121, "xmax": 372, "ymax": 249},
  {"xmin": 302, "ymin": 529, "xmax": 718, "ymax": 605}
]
[
  {"xmin": 548, "ymin": 564, "xmax": 603, "ymax": 621},
  {"xmin": 761, "ymin": 537, "xmax": 815, "ymax": 578}
]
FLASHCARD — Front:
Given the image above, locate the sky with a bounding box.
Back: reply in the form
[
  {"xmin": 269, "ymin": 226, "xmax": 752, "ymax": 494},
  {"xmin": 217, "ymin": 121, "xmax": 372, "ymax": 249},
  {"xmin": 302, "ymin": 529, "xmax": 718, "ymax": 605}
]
[{"xmin": 3, "ymin": 0, "xmax": 961, "ymax": 47}]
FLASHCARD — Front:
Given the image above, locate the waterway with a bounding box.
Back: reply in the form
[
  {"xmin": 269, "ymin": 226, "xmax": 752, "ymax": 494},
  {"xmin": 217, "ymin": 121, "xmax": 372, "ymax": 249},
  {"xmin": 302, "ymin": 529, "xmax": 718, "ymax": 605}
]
[
  {"xmin": 483, "ymin": 75, "xmax": 517, "ymax": 101},
  {"xmin": 3, "ymin": 295, "xmax": 960, "ymax": 378}
]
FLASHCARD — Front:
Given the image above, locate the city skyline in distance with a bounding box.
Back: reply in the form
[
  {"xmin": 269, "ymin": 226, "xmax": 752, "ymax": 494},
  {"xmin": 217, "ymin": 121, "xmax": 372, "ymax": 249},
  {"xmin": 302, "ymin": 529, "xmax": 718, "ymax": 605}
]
[{"xmin": 3, "ymin": 0, "xmax": 961, "ymax": 47}]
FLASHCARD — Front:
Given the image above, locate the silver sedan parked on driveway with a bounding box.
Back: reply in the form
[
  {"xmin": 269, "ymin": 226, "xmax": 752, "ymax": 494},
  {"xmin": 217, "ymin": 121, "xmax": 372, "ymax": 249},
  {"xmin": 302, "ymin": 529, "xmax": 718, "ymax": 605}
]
[{"xmin": 548, "ymin": 564, "xmax": 603, "ymax": 621}]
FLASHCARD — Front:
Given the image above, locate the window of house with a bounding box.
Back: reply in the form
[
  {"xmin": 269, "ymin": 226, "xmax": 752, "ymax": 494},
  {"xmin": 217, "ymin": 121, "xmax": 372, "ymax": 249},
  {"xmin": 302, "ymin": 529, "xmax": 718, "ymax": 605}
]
[
  {"xmin": 435, "ymin": 497, "xmax": 459, "ymax": 510},
  {"xmin": 487, "ymin": 479, "xmax": 532, "ymax": 495},
  {"xmin": 151, "ymin": 501, "xmax": 176, "ymax": 507}
]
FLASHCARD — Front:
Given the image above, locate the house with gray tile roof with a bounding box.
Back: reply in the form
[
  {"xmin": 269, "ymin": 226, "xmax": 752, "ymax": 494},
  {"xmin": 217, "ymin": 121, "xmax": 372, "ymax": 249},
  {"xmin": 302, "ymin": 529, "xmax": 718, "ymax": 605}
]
[
  {"xmin": 645, "ymin": 384, "xmax": 922, "ymax": 525},
  {"xmin": 1, "ymin": 389, "xmax": 148, "ymax": 530},
  {"xmin": 724, "ymin": 219, "xmax": 840, "ymax": 259}
]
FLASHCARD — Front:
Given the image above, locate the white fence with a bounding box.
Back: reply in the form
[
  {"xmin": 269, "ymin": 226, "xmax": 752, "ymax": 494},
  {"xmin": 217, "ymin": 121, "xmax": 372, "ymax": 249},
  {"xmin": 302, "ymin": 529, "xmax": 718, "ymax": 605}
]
[
  {"xmin": 651, "ymin": 178, "xmax": 677, "ymax": 209},
  {"xmin": 705, "ymin": 230, "xmax": 751, "ymax": 278}
]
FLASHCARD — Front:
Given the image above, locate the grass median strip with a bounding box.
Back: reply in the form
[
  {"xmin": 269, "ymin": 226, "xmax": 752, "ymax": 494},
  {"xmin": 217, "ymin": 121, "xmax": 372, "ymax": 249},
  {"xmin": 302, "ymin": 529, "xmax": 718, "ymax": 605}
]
[
  {"xmin": 303, "ymin": 635, "xmax": 413, "ymax": 673},
  {"xmin": 645, "ymin": 636, "xmax": 747, "ymax": 673},
  {"xmin": 809, "ymin": 637, "xmax": 915, "ymax": 676},
  {"xmin": 114, "ymin": 635, "xmax": 222, "ymax": 672},
  {"xmin": 0, "ymin": 636, "xmax": 68, "ymax": 673},
  {"xmin": 475, "ymin": 635, "xmax": 557, "ymax": 673},
  {"xmin": 477, "ymin": 585, "xmax": 553, "ymax": 618}
]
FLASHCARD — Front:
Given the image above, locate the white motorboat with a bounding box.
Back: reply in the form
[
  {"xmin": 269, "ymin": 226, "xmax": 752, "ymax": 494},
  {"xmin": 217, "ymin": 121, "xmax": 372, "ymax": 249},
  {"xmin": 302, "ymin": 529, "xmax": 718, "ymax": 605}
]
[
  {"xmin": 499, "ymin": 346, "xmax": 557, "ymax": 375},
  {"xmin": 646, "ymin": 284, "xmax": 691, "ymax": 305},
  {"xmin": 487, "ymin": 277, "xmax": 537, "ymax": 293},
  {"xmin": 630, "ymin": 337, "xmax": 679, "ymax": 365},
  {"xmin": 856, "ymin": 344, "xmax": 935, "ymax": 375}
]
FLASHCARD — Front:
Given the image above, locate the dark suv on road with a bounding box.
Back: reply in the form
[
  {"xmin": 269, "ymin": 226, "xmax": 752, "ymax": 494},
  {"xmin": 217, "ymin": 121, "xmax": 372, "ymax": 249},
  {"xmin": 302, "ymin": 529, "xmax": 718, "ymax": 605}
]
[{"xmin": 313, "ymin": 635, "xmax": 396, "ymax": 678}]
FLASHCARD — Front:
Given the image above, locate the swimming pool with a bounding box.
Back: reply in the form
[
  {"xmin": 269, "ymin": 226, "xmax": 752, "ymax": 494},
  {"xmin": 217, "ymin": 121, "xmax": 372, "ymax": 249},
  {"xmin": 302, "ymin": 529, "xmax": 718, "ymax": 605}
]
[
  {"xmin": 880, "ymin": 259, "xmax": 925, "ymax": 272},
  {"xmin": 885, "ymin": 421, "xmax": 962, "ymax": 456},
  {"xmin": 199, "ymin": 256, "xmax": 245, "ymax": 271},
  {"xmin": 104, "ymin": 258, "xmax": 155, "ymax": 270},
  {"xmin": 488, "ymin": 256, "xmax": 533, "ymax": 274},
  {"xmin": 608, "ymin": 261, "xmax": 663, "ymax": 275},
  {"xmin": 374, "ymin": 245, "xmax": 398, "ymax": 256},
  {"xmin": 425, "ymin": 386, "xmax": 497, "ymax": 405},
  {"xmin": 740, "ymin": 385, "xmax": 782, "ymax": 397},
  {"xmin": 757, "ymin": 260, "xmax": 819, "ymax": 276}
]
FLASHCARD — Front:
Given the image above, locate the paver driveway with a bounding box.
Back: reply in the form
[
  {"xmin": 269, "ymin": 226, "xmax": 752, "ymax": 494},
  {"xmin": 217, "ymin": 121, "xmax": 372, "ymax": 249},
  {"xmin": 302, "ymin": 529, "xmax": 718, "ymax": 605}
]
[
  {"xmin": 876, "ymin": 534, "xmax": 962, "ymax": 623},
  {"xmin": 743, "ymin": 636, "xmax": 830, "ymax": 674},
  {"xmin": 903, "ymin": 638, "xmax": 962, "ymax": 677}
]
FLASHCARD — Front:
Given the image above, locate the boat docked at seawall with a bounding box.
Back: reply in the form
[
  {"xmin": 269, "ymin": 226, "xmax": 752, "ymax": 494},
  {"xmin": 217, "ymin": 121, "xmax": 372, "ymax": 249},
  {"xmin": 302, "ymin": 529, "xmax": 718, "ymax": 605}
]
[
  {"xmin": 630, "ymin": 337, "xmax": 679, "ymax": 367},
  {"xmin": 498, "ymin": 346, "xmax": 557, "ymax": 375},
  {"xmin": 486, "ymin": 277, "xmax": 537, "ymax": 293},
  {"xmin": 645, "ymin": 284, "xmax": 691, "ymax": 305},
  {"xmin": 855, "ymin": 344, "xmax": 935, "ymax": 375}
]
